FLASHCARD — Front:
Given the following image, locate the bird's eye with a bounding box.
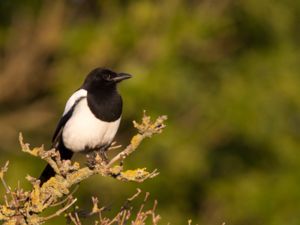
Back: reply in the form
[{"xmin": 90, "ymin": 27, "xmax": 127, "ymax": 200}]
[{"xmin": 104, "ymin": 74, "xmax": 111, "ymax": 81}]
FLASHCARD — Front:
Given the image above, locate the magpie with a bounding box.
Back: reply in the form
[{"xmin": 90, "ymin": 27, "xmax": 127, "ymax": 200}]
[{"xmin": 39, "ymin": 68, "xmax": 132, "ymax": 184}]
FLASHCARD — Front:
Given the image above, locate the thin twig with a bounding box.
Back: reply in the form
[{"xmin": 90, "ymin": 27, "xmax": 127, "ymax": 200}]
[
  {"xmin": 128, "ymin": 188, "xmax": 142, "ymax": 201},
  {"xmin": 0, "ymin": 161, "xmax": 10, "ymax": 193},
  {"xmin": 42, "ymin": 198, "xmax": 77, "ymax": 221},
  {"xmin": 68, "ymin": 213, "xmax": 80, "ymax": 225}
]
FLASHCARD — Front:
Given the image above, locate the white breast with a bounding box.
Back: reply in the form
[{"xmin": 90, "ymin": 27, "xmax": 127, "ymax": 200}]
[{"xmin": 62, "ymin": 98, "xmax": 121, "ymax": 152}]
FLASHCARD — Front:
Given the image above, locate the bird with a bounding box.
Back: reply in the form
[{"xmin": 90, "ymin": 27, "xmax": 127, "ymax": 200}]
[{"xmin": 39, "ymin": 67, "xmax": 132, "ymax": 184}]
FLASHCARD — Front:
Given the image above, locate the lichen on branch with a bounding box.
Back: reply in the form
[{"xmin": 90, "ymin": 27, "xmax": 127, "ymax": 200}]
[{"xmin": 0, "ymin": 112, "xmax": 167, "ymax": 225}]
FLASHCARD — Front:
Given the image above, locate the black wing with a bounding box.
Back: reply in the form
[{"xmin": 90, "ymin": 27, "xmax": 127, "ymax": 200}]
[
  {"xmin": 52, "ymin": 97, "xmax": 85, "ymax": 148},
  {"xmin": 52, "ymin": 109, "xmax": 73, "ymax": 148}
]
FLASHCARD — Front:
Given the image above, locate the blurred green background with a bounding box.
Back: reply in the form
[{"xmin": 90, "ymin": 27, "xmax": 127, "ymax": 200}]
[{"xmin": 1, "ymin": 0, "xmax": 300, "ymax": 224}]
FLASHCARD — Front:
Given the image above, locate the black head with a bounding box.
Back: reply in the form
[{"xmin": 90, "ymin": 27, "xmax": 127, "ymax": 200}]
[{"xmin": 82, "ymin": 68, "xmax": 132, "ymax": 90}]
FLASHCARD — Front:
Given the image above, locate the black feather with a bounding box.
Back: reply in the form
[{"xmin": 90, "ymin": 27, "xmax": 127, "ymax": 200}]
[{"xmin": 52, "ymin": 96, "xmax": 85, "ymax": 146}]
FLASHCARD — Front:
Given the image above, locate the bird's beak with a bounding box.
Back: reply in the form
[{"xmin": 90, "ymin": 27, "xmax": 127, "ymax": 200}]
[{"xmin": 112, "ymin": 73, "xmax": 132, "ymax": 83}]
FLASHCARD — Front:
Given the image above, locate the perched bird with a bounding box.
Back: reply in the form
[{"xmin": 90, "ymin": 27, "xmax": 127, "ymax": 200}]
[{"xmin": 39, "ymin": 68, "xmax": 132, "ymax": 184}]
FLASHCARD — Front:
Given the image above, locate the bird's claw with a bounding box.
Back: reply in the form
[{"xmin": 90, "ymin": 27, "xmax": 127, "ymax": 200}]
[{"xmin": 86, "ymin": 146, "xmax": 109, "ymax": 169}]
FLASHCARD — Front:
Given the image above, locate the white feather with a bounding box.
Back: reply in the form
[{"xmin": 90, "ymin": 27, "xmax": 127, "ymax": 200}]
[
  {"xmin": 63, "ymin": 89, "xmax": 87, "ymax": 116},
  {"xmin": 62, "ymin": 98, "xmax": 121, "ymax": 152}
]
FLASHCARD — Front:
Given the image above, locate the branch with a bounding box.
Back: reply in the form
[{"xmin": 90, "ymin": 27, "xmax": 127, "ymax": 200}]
[
  {"xmin": 107, "ymin": 112, "xmax": 167, "ymax": 167},
  {"xmin": 0, "ymin": 112, "xmax": 167, "ymax": 224}
]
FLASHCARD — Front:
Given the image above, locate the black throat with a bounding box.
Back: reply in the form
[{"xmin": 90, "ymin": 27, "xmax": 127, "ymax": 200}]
[{"xmin": 86, "ymin": 86, "xmax": 122, "ymax": 122}]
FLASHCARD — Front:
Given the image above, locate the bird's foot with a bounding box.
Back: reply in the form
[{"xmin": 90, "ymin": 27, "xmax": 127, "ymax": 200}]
[
  {"xmin": 98, "ymin": 149, "xmax": 109, "ymax": 164},
  {"xmin": 86, "ymin": 145, "xmax": 110, "ymax": 169},
  {"xmin": 86, "ymin": 152, "xmax": 96, "ymax": 169}
]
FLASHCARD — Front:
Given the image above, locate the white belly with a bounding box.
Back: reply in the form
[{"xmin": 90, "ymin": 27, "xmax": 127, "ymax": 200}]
[{"xmin": 62, "ymin": 98, "xmax": 121, "ymax": 152}]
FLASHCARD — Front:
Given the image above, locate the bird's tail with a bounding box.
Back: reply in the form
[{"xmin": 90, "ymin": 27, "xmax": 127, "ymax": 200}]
[{"xmin": 39, "ymin": 143, "xmax": 73, "ymax": 185}]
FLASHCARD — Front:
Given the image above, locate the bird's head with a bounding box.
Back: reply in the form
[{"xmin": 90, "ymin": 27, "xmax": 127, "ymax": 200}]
[{"xmin": 82, "ymin": 68, "xmax": 132, "ymax": 90}]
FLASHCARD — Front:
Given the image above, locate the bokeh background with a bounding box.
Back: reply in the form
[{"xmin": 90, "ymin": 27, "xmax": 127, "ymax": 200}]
[{"xmin": 1, "ymin": 0, "xmax": 300, "ymax": 224}]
